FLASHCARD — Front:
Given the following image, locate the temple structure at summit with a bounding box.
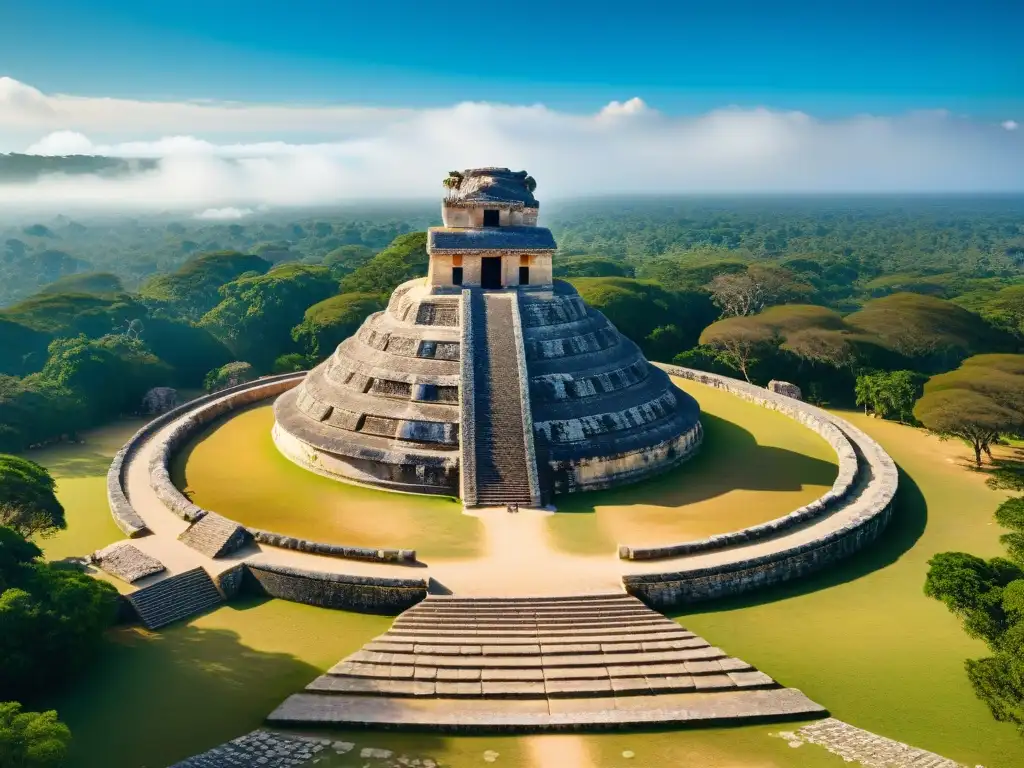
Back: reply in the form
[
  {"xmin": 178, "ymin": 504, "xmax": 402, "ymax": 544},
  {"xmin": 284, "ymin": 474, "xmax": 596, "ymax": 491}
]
[{"xmin": 272, "ymin": 167, "xmax": 703, "ymax": 506}]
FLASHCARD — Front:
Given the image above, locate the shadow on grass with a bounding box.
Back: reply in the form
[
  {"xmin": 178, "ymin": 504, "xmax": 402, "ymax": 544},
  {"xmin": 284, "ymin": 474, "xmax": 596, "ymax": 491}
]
[
  {"xmin": 41, "ymin": 598, "xmax": 447, "ymax": 768},
  {"xmin": 675, "ymin": 463, "xmax": 928, "ymax": 618},
  {"xmin": 558, "ymin": 412, "xmax": 839, "ymax": 514}
]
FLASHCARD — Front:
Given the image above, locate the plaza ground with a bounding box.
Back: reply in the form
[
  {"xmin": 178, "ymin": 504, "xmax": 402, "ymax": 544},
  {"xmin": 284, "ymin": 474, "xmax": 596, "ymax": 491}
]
[{"xmin": 26, "ymin": 380, "xmax": 1024, "ymax": 767}]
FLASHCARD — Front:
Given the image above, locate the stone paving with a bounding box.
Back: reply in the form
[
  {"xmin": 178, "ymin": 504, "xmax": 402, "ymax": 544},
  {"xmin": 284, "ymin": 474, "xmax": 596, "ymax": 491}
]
[{"xmin": 791, "ymin": 718, "xmax": 967, "ymax": 768}]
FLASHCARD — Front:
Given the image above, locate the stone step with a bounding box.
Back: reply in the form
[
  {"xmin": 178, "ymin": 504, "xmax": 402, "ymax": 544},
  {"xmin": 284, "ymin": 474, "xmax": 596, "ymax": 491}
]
[
  {"xmin": 363, "ymin": 636, "xmax": 710, "ymax": 655},
  {"xmin": 382, "ymin": 624, "xmax": 692, "ymax": 639},
  {"xmin": 421, "ymin": 594, "xmax": 631, "ymax": 605},
  {"xmin": 267, "ymin": 595, "xmax": 826, "ymax": 730},
  {"xmin": 127, "ymin": 567, "xmax": 224, "ymax": 629},
  {"xmin": 268, "ymin": 688, "xmax": 829, "ymax": 729},
  {"xmin": 346, "ymin": 646, "xmax": 727, "ymax": 669}
]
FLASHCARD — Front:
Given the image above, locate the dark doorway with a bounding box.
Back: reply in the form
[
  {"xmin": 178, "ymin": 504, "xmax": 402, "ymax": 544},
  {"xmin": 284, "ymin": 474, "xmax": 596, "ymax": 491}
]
[
  {"xmin": 483, "ymin": 209, "xmax": 500, "ymax": 227},
  {"xmin": 452, "ymin": 266, "xmax": 463, "ymax": 285},
  {"xmin": 481, "ymin": 257, "xmax": 502, "ymax": 289},
  {"xmin": 519, "ymin": 266, "xmax": 530, "ymax": 285}
]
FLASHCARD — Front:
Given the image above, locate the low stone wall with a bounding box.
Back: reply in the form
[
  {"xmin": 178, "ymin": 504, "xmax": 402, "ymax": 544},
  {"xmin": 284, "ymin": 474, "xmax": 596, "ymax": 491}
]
[
  {"xmin": 247, "ymin": 529, "xmax": 416, "ymax": 564},
  {"xmin": 243, "ymin": 562, "xmax": 428, "ymax": 614},
  {"xmin": 619, "ymin": 365, "xmax": 859, "ymax": 560},
  {"xmin": 112, "ymin": 373, "xmax": 423, "ymax": 567},
  {"xmin": 510, "ymin": 292, "xmax": 542, "ymax": 507},
  {"xmin": 106, "ymin": 372, "xmax": 305, "ymax": 538},
  {"xmin": 621, "ymin": 365, "xmax": 898, "ymax": 609}
]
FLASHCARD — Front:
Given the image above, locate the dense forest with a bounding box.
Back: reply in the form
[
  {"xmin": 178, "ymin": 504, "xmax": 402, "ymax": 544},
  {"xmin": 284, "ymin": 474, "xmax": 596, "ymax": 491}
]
[{"xmin": 1, "ymin": 196, "xmax": 1022, "ymax": 454}]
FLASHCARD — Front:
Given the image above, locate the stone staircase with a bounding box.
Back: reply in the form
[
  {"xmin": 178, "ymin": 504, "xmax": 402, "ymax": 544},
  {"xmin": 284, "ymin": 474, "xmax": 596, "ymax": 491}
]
[
  {"xmin": 470, "ymin": 292, "xmax": 535, "ymax": 506},
  {"xmin": 178, "ymin": 512, "xmax": 250, "ymax": 558},
  {"xmin": 126, "ymin": 567, "xmax": 224, "ymax": 630},
  {"xmin": 268, "ymin": 593, "xmax": 825, "ymax": 730}
]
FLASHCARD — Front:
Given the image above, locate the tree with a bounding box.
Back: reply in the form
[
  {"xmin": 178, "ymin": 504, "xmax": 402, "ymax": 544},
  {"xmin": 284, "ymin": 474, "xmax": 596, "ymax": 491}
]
[
  {"xmin": 204, "ymin": 361, "xmax": 255, "ymax": 393},
  {"xmin": 914, "ymin": 355, "xmax": 1024, "ymax": 466},
  {"xmin": 0, "ymin": 527, "xmax": 119, "ymax": 701},
  {"xmin": 339, "ymin": 232, "xmax": 429, "ymax": 295},
  {"xmin": 40, "ymin": 335, "xmax": 171, "ymax": 420},
  {"xmin": 924, "ymin": 498, "xmax": 1024, "ymax": 729},
  {"xmin": 698, "ymin": 316, "xmax": 776, "ymax": 383},
  {"xmin": 323, "ymin": 245, "xmax": 375, "ymax": 278},
  {"xmin": 272, "ymin": 354, "xmax": 308, "ymax": 373},
  {"xmin": 0, "ymin": 457, "xmax": 64, "ymax": 539},
  {"xmin": 854, "ymin": 371, "xmax": 923, "ymax": 423},
  {"xmin": 705, "ymin": 264, "xmax": 812, "ymax": 317},
  {"xmin": 846, "ymin": 293, "xmax": 1009, "ymax": 371},
  {"xmin": 200, "ymin": 264, "xmax": 337, "ymax": 369},
  {"xmin": 0, "ymin": 702, "xmax": 71, "ymax": 768},
  {"xmin": 291, "ymin": 293, "xmax": 385, "ymax": 360},
  {"xmin": 139, "ymin": 251, "xmax": 271, "ymax": 320}
]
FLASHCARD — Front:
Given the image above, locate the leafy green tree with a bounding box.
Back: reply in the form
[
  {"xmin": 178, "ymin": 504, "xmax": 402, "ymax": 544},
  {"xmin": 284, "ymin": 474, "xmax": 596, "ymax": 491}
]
[
  {"xmin": 0, "ymin": 702, "xmax": 71, "ymax": 768},
  {"xmin": 925, "ymin": 497, "xmax": 1024, "ymax": 728},
  {"xmin": 847, "ymin": 293, "xmax": 1010, "ymax": 372},
  {"xmin": 914, "ymin": 354, "xmax": 1024, "ymax": 466},
  {"xmin": 854, "ymin": 371, "xmax": 924, "ymax": 423},
  {"xmin": 0, "ymin": 320, "xmax": 49, "ymax": 377},
  {"xmin": 698, "ymin": 315, "xmax": 776, "ymax": 383},
  {"xmin": 40, "ymin": 335, "xmax": 171, "ymax": 420},
  {"xmin": 323, "ymin": 245, "xmax": 375, "ymax": 277},
  {"xmin": 0, "ymin": 457, "xmax": 64, "ymax": 539},
  {"xmin": 339, "ymin": 232, "xmax": 428, "ymax": 294},
  {"xmin": 200, "ymin": 264, "xmax": 337, "ymax": 368},
  {"xmin": 204, "ymin": 361, "xmax": 255, "ymax": 393},
  {"xmin": 271, "ymin": 354, "xmax": 308, "ymax": 374},
  {"xmin": 292, "ymin": 293, "xmax": 386, "ymax": 360},
  {"xmin": 139, "ymin": 251, "xmax": 271, "ymax": 320},
  {"xmin": 0, "ymin": 527, "xmax": 119, "ymax": 700},
  {"xmin": 38, "ymin": 272, "xmax": 123, "ymax": 296}
]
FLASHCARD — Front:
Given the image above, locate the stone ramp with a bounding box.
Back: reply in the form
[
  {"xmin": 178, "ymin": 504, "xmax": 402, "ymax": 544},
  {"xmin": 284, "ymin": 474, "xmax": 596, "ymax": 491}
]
[
  {"xmin": 268, "ymin": 594, "xmax": 825, "ymax": 731},
  {"xmin": 126, "ymin": 566, "xmax": 224, "ymax": 629},
  {"xmin": 178, "ymin": 512, "xmax": 250, "ymax": 558},
  {"xmin": 470, "ymin": 292, "xmax": 536, "ymax": 507},
  {"xmin": 91, "ymin": 541, "xmax": 165, "ymax": 584}
]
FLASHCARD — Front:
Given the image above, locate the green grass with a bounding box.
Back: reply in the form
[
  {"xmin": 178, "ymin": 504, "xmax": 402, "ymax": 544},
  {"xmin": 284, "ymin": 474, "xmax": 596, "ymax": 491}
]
[
  {"xmin": 18, "ymin": 387, "xmax": 1024, "ymax": 767},
  {"xmin": 679, "ymin": 409, "xmax": 1024, "ymax": 768},
  {"xmin": 172, "ymin": 403, "xmax": 483, "ymax": 560},
  {"xmin": 547, "ymin": 379, "xmax": 837, "ymax": 555}
]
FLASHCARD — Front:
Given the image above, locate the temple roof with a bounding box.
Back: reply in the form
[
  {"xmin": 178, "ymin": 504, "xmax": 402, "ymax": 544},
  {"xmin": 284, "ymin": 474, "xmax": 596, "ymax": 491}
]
[
  {"xmin": 428, "ymin": 226, "xmax": 557, "ymax": 252},
  {"xmin": 446, "ymin": 168, "xmax": 539, "ymax": 208}
]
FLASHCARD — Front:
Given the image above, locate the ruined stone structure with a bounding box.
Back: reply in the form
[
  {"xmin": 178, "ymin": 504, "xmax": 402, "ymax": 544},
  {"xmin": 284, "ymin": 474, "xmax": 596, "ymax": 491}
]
[{"xmin": 273, "ymin": 168, "xmax": 702, "ymax": 505}]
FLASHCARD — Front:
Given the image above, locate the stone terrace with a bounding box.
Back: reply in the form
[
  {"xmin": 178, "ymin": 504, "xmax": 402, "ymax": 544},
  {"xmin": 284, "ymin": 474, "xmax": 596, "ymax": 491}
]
[{"xmin": 268, "ymin": 593, "xmax": 825, "ymax": 731}]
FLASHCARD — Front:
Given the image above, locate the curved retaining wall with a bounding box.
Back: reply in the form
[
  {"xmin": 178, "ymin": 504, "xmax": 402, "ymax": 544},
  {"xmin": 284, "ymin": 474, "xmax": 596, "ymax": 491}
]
[
  {"xmin": 113, "ymin": 373, "xmax": 418, "ymax": 565},
  {"xmin": 621, "ymin": 365, "xmax": 898, "ymax": 608},
  {"xmin": 106, "ymin": 372, "xmax": 305, "ymax": 538},
  {"xmin": 619, "ymin": 366, "xmax": 859, "ymax": 560},
  {"xmin": 243, "ymin": 562, "xmax": 428, "ymax": 614}
]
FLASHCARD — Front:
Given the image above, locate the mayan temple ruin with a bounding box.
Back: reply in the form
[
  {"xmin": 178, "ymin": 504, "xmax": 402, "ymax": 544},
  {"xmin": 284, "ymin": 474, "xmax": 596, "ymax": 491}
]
[{"xmin": 273, "ymin": 167, "xmax": 704, "ymax": 506}]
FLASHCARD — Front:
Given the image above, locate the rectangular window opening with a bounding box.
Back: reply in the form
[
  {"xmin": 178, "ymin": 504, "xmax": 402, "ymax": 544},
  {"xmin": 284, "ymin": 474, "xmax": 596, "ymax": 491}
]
[
  {"xmin": 483, "ymin": 209, "xmax": 500, "ymax": 227},
  {"xmin": 452, "ymin": 266, "xmax": 463, "ymax": 285},
  {"xmin": 519, "ymin": 266, "xmax": 530, "ymax": 285}
]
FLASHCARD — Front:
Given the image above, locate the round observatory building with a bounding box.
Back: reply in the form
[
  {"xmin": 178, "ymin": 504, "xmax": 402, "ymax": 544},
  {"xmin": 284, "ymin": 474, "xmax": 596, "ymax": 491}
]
[{"xmin": 273, "ymin": 168, "xmax": 702, "ymax": 506}]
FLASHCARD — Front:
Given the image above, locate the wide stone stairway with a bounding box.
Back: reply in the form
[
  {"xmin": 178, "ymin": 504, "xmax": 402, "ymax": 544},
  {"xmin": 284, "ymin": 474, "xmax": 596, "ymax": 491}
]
[
  {"xmin": 268, "ymin": 593, "xmax": 825, "ymax": 730},
  {"xmin": 470, "ymin": 292, "xmax": 535, "ymax": 506}
]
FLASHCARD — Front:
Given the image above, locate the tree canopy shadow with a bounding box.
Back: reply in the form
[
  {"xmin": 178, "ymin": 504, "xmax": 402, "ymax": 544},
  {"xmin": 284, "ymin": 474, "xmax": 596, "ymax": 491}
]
[
  {"xmin": 673, "ymin": 463, "xmax": 928, "ymax": 618},
  {"xmin": 40, "ymin": 598, "xmax": 449, "ymax": 768},
  {"xmin": 557, "ymin": 412, "xmax": 839, "ymax": 514}
]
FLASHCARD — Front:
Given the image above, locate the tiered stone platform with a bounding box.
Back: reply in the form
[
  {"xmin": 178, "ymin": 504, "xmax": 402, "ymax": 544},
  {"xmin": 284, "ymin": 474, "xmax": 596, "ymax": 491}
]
[{"xmin": 268, "ymin": 593, "xmax": 825, "ymax": 731}]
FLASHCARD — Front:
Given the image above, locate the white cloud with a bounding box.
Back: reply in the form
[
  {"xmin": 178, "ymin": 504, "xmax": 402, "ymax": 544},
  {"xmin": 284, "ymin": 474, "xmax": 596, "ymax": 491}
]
[
  {"xmin": 1003, "ymin": 120, "xmax": 1019, "ymax": 131},
  {"xmin": 0, "ymin": 77, "xmax": 1022, "ymax": 210},
  {"xmin": 194, "ymin": 207, "xmax": 254, "ymax": 220}
]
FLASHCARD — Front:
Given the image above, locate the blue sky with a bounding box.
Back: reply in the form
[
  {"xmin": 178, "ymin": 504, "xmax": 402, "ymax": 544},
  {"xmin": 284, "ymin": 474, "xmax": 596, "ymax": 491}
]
[{"xmin": 1, "ymin": 0, "xmax": 1021, "ymax": 116}]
